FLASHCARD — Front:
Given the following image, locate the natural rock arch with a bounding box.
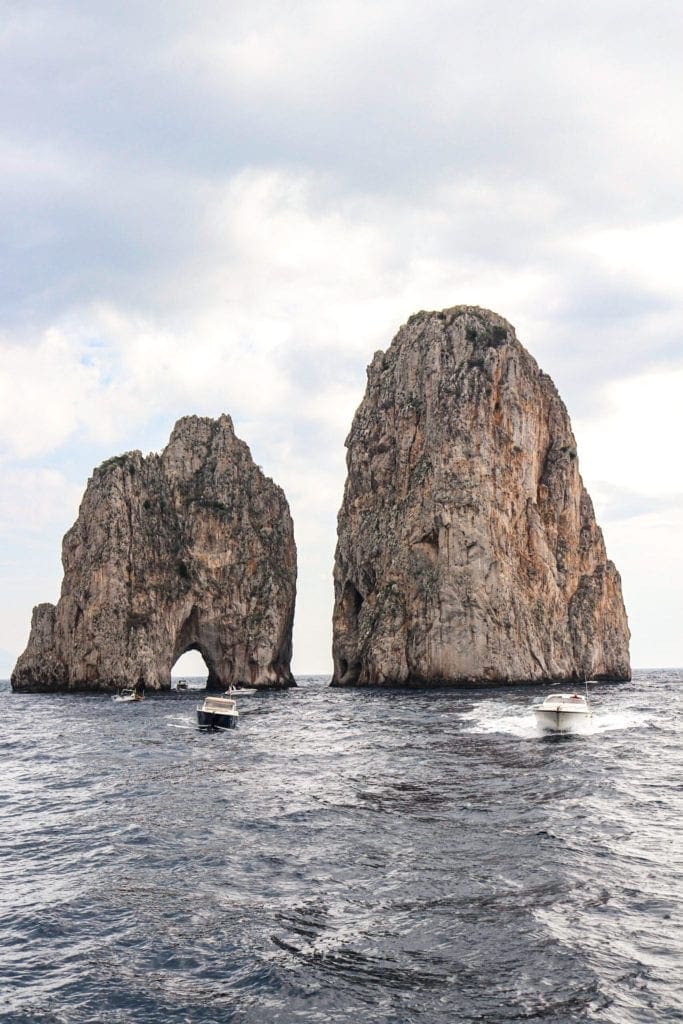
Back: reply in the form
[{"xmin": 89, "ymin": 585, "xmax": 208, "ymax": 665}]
[
  {"xmin": 171, "ymin": 612, "xmax": 224, "ymax": 690},
  {"xmin": 12, "ymin": 416, "xmax": 297, "ymax": 693}
]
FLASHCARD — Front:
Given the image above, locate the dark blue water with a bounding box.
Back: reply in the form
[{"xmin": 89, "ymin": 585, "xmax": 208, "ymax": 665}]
[{"xmin": 1, "ymin": 671, "xmax": 681, "ymax": 1024}]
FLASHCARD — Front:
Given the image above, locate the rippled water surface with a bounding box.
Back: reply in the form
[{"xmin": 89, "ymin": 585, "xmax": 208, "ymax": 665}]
[{"xmin": 1, "ymin": 671, "xmax": 681, "ymax": 1023}]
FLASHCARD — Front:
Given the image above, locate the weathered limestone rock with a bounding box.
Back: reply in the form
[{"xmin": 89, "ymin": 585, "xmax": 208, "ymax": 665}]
[
  {"xmin": 12, "ymin": 415, "xmax": 296, "ymax": 692},
  {"xmin": 332, "ymin": 306, "xmax": 630, "ymax": 687}
]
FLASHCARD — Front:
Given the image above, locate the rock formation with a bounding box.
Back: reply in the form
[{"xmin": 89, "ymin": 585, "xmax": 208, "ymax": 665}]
[
  {"xmin": 332, "ymin": 306, "xmax": 630, "ymax": 687},
  {"xmin": 12, "ymin": 415, "xmax": 297, "ymax": 692}
]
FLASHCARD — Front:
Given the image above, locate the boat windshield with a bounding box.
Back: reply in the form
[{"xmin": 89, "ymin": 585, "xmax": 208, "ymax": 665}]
[
  {"xmin": 202, "ymin": 696, "xmax": 236, "ymax": 712},
  {"xmin": 544, "ymin": 693, "xmax": 585, "ymax": 703}
]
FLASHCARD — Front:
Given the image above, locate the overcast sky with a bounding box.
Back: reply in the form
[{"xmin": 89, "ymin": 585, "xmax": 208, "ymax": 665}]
[{"xmin": 1, "ymin": 1, "xmax": 681, "ymax": 676}]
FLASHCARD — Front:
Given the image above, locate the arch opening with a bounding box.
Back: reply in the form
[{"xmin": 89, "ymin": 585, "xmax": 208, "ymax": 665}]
[
  {"xmin": 172, "ymin": 649, "xmax": 209, "ymax": 688},
  {"xmin": 172, "ymin": 643, "xmax": 226, "ymax": 691},
  {"xmin": 171, "ymin": 608, "xmax": 229, "ymax": 691}
]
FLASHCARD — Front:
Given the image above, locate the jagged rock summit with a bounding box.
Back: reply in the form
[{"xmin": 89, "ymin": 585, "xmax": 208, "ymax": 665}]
[
  {"xmin": 12, "ymin": 415, "xmax": 297, "ymax": 692},
  {"xmin": 332, "ymin": 306, "xmax": 630, "ymax": 687}
]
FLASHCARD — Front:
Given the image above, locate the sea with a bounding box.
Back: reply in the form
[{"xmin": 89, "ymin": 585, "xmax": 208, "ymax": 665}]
[{"xmin": 0, "ymin": 670, "xmax": 681, "ymax": 1024}]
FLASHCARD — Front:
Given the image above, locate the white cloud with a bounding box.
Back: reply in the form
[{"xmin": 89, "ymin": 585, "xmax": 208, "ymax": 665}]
[
  {"xmin": 577, "ymin": 218, "xmax": 683, "ymax": 300},
  {"xmin": 0, "ymin": 167, "xmax": 579, "ymax": 468},
  {"xmin": 0, "ymin": 330, "xmax": 98, "ymax": 458},
  {"xmin": 599, "ymin": 510, "xmax": 683, "ymax": 669},
  {"xmin": 574, "ymin": 368, "xmax": 683, "ymax": 668},
  {"xmin": 0, "ymin": 466, "xmax": 82, "ymax": 533},
  {"xmin": 575, "ymin": 368, "xmax": 683, "ymax": 497}
]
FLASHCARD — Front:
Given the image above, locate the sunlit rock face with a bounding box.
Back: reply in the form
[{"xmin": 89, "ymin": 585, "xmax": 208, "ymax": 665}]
[
  {"xmin": 12, "ymin": 416, "xmax": 297, "ymax": 693},
  {"xmin": 332, "ymin": 306, "xmax": 630, "ymax": 687}
]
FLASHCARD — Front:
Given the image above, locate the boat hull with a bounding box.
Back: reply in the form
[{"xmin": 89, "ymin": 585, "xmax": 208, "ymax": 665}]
[
  {"xmin": 197, "ymin": 709, "xmax": 238, "ymax": 731},
  {"xmin": 534, "ymin": 708, "xmax": 591, "ymax": 733}
]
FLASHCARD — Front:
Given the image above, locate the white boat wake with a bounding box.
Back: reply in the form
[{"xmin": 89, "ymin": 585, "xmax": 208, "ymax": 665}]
[
  {"xmin": 165, "ymin": 713, "xmax": 194, "ymax": 730},
  {"xmin": 460, "ymin": 702, "xmax": 649, "ymax": 738}
]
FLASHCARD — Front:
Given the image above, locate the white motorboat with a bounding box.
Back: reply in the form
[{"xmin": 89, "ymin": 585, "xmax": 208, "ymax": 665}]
[
  {"xmin": 534, "ymin": 691, "xmax": 592, "ymax": 733},
  {"xmin": 225, "ymin": 686, "xmax": 257, "ymax": 696},
  {"xmin": 197, "ymin": 694, "xmax": 239, "ymax": 731}
]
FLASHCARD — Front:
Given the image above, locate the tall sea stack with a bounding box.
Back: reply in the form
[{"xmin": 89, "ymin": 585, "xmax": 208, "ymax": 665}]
[
  {"xmin": 332, "ymin": 306, "xmax": 630, "ymax": 687},
  {"xmin": 12, "ymin": 415, "xmax": 297, "ymax": 692}
]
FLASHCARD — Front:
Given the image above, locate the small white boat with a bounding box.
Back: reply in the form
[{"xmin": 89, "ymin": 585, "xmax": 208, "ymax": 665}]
[
  {"xmin": 225, "ymin": 687, "xmax": 257, "ymax": 696},
  {"xmin": 197, "ymin": 695, "xmax": 239, "ymax": 731},
  {"xmin": 112, "ymin": 688, "xmax": 144, "ymax": 703},
  {"xmin": 534, "ymin": 691, "xmax": 592, "ymax": 733}
]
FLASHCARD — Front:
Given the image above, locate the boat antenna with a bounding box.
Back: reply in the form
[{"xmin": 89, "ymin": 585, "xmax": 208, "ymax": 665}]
[{"xmin": 584, "ymin": 678, "xmax": 590, "ymax": 703}]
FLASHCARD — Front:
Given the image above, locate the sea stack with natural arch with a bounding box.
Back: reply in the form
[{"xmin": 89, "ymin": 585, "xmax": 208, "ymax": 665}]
[
  {"xmin": 12, "ymin": 415, "xmax": 297, "ymax": 692},
  {"xmin": 331, "ymin": 306, "xmax": 630, "ymax": 687}
]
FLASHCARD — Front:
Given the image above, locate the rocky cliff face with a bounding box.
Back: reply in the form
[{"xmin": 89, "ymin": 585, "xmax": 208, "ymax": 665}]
[
  {"xmin": 332, "ymin": 306, "xmax": 630, "ymax": 687},
  {"xmin": 12, "ymin": 416, "xmax": 296, "ymax": 692}
]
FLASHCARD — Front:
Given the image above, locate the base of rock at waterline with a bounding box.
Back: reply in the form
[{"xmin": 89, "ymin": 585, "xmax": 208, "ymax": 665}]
[{"xmin": 330, "ymin": 671, "xmax": 631, "ymax": 688}]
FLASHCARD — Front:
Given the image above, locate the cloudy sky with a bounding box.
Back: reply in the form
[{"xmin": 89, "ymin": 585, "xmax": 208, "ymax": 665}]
[{"xmin": 1, "ymin": 1, "xmax": 681, "ymax": 676}]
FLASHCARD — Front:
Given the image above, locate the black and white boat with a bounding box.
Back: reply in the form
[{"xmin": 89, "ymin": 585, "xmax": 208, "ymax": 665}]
[
  {"xmin": 197, "ymin": 694, "xmax": 239, "ymax": 731},
  {"xmin": 533, "ymin": 691, "xmax": 592, "ymax": 733}
]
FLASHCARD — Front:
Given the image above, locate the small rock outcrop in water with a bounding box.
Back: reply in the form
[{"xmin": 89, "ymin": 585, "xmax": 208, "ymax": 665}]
[
  {"xmin": 12, "ymin": 416, "xmax": 296, "ymax": 692},
  {"xmin": 332, "ymin": 306, "xmax": 630, "ymax": 687}
]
